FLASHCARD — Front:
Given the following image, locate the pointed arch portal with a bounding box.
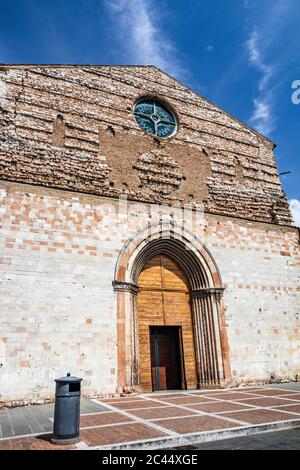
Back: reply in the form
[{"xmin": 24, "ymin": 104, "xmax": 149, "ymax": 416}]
[{"xmin": 113, "ymin": 222, "xmax": 231, "ymax": 392}]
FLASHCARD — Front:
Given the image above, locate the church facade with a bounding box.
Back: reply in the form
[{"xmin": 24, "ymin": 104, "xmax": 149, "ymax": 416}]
[{"xmin": 0, "ymin": 65, "xmax": 299, "ymax": 405}]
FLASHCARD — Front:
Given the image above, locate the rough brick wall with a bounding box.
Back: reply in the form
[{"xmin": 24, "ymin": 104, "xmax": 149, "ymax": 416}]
[
  {"xmin": 0, "ymin": 65, "xmax": 292, "ymax": 224},
  {"xmin": 0, "ymin": 181, "xmax": 299, "ymax": 403}
]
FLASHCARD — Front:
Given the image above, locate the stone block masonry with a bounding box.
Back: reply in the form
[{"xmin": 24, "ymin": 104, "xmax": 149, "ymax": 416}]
[{"xmin": 0, "ymin": 181, "xmax": 299, "ymax": 403}]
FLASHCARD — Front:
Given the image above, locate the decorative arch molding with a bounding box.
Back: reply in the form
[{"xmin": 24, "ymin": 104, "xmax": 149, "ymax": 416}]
[{"xmin": 113, "ymin": 221, "xmax": 231, "ymax": 392}]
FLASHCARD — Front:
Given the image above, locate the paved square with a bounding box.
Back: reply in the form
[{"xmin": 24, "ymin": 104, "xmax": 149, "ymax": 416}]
[{"xmin": 0, "ymin": 385, "xmax": 299, "ymax": 449}]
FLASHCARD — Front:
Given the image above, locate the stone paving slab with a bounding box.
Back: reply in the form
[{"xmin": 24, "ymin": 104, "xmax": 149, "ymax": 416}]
[
  {"xmin": 147, "ymin": 393, "xmax": 184, "ymax": 399},
  {"xmin": 220, "ymin": 408, "xmax": 300, "ymax": 425},
  {"xmin": 154, "ymin": 396, "xmax": 217, "ymax": 405},
  {"xmin": 233, "ymin": 397, "xmax": 299, "ymax": 407},
  {"xmin": 0, "ymin": 399, "xmax": 109, "ymax": 439},
  {"xmin": 279, "ymin": 393, "xmax": 300, "ymax": 400},
  {"xmin": 265, "ymin": 382, "xmax": 300, "ymax": 391},
  {"xmin": 127, "ymin": 406, "xmax": 198, "ymax": 420},
  {"xmin": 206, "ymin": 391, "xmax": 259, "ymax": 400},
  {"xmin": 273, "ymin": 404, "xmax": 300, "ymax": 413},
  {"xmin": 0, "ymin": 385, "xmax": 300, "ymax": 450},
  {"xmin": 101, "ymin": 396, "xmax": 142, "ymax": 403},
  {"xmin": 244, "ymin": 389, "xmax": 299, "ymax": 396},
  {"xmin": 109, "ymin": 399, "xmax": 165, "ymax": 409},
  {"xmin": 0, "ymin": 434, "xmax": 75, "ymax": 451},
  {"xmin": 80, "ymin": 422, "xmax": 167, "ymax": 447},
  {"xmin": 185, "ymin": 401, "xmax": 253, "ymax": 413},
  {"xmin": 154, "ymin": 414, "xmax": 242, "ymax": 434},
  {"xmin": 79, "ymin": 412, "xmax": 133, "ymax": 427}
]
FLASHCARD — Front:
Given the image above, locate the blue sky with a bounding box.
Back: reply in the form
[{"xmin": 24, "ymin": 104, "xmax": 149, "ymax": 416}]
[{"xmin": 0, "ymin": 0, "xmax": 299, "ymax": 224}]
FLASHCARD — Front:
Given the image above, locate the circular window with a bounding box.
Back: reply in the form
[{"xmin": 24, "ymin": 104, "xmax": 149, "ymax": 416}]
[{"xmin": 134, "ymin": 99, "xmax": 177, "ymax": 138}]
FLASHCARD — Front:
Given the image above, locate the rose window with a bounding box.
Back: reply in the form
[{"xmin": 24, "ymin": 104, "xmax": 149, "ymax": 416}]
[{"xmin": 134, "ymin": 99, "xmax": 177, "ymax": 138}]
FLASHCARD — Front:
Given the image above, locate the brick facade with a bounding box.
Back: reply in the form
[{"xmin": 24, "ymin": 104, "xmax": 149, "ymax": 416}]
[{"xmin": 0, "ymin": 65, "xmax": 292, "ymax": 224}]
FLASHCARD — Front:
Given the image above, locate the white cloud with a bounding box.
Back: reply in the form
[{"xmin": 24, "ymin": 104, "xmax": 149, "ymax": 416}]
[
  {"xmin": 250, "ymin": 96, "xmax": 274, "ymax": 135},
  {"xmin": 246, "ymin": 30, "xmax": 275, "ymax": 137},
  {"xmin": 105, "ymin": 0, "xmax": 184, "ymax": 78},
  {"xmin": 246, "ymin": 31, "xmax": 273, "ymax": 91},
  {"xmin": 289, "ymin": 199, "xmax": 300, "ymax": 227},
  {"xmin": 245, "ymin": 1, "xmax": 296, "ymax": 138}
]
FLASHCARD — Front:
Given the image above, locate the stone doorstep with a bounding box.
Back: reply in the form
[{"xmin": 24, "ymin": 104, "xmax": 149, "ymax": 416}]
[{"xmin": 85, "ymin": 419, "xmax": 300, "ymax": 450}]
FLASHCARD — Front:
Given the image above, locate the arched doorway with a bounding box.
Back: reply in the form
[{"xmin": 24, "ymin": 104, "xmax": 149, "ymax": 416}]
[
  {"xmin": 137, "ymin": 254, "xmax": 197, "ymax": 391},
  {"xmin": 113, "ymin": 222, "xmax": 231, "ymax": 393}
]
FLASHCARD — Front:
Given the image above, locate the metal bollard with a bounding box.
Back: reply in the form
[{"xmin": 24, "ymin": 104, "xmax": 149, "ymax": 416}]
[{"xmin": 51, "ymin": 372, "xmax": 83, "ymax": 445}]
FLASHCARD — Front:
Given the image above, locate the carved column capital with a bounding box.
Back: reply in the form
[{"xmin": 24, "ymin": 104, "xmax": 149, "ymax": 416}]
[
  {"xmin": 191, "ymin": 287, "xmax": 224, "ymax": 300},
  {"xmin": 112, "ymin": 281, "xmax": 139, "ymax": 295}
]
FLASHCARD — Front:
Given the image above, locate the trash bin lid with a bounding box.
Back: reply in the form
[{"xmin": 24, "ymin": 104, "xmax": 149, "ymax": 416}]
[{"xmin": 55, "ymin": 372, "xmax": 83, "ymax": 383}]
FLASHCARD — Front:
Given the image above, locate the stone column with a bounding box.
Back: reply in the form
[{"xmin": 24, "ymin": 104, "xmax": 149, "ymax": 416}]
[
  {"xmin": 112, "ymin": 281, "xmax": 140, "ymax": 392},
  {"xmin": 191, "ymin": 288, "xmax": 225, "ymax": 388}
]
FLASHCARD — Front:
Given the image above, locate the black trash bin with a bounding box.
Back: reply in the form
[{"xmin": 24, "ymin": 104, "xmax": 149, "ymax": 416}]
[{"xmin": 52, "ymin": 372, "xmax": 83, "ymax": 445}]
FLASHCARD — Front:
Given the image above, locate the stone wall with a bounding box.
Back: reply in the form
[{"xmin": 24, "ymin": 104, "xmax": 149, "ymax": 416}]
[
  {"xmin": 0, "ymin": 65, "xmax": 292, "ymax": 225},
  {"xmin": 0, "ymin": 181, "xmax": 299, "ymax": 404}
]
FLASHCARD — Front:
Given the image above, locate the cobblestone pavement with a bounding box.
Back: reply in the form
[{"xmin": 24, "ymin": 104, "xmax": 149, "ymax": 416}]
[{"xmin": 0, "ymin": 384, "xmax": 299, "ymax": 450}]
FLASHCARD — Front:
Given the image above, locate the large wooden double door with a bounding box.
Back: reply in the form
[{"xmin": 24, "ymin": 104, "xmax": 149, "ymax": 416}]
[{"xmin": 137, "ymin": 255, "xmax": 197, "ymax": 392}]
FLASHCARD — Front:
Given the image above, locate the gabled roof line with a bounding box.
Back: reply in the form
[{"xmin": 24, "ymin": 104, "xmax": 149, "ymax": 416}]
[
  {"xmin": 152, "ymin": 65, "xmax": 275, "ymax": 148},
  {"xmin": 0, "ymin": 63, "xmax": 275, "ymax": 147}
]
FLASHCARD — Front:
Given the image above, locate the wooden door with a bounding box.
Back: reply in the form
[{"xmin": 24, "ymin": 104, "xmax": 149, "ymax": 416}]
[
  {"xmin": 150, "ymin": 326, "xmax": 182, "ymax": 391},
  {"xmin": 137, "ymin": 255, "xmax": 197, "ymax": 392}
]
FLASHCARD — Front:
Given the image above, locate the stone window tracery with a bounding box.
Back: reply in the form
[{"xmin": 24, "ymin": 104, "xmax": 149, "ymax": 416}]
[{"xmin": 134, "ymin": 99, "xmax": 177, "ymax": 138}]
